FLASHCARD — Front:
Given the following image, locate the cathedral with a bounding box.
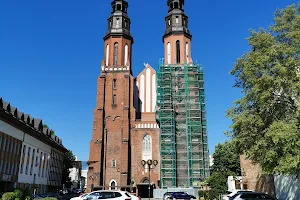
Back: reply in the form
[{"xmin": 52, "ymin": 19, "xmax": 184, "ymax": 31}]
[{"xmin": 87, "ymin": 0, "xmax": 209, "ymax": 193}]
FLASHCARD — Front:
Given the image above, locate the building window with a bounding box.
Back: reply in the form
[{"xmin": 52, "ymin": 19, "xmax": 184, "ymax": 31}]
[
  {"xmin": 20, "ymin": 145, "xmax": 26, "ymax": 174},
  {"xmin": 167, "ymin": 43, "xmax": 171, "ymax": 64},
  {"xmin": 0, "ymin": 136, "xmax": 2, "ymax": 151},
  {"xmin": 168, "ymin": 19, "xmax": 171, "ymax": 26},
  {"xmin": 38, "ymin": 152, "xmax": 42, "ymax": 177},
  {"xmin": 26, "ymin": 147, "xmax": 31, "ymax": 174},
  {"xmin": 106, "ymin": 44, "xmax": 109, "ymax": 66},
  {"xmin": 124, "ymin": 44, "xmax": 128, "ymax": 65},
  {"xmin": 0, "ymin": 159, "xmax": 2, "ymax": 173},
  {"xmin": 30, "ymin": 149, "xmax": 35, "ymax": 175},
  {"xmin": 124, "ymin": 20, "xmax": 127, "ymax": 28},
  {"xmin": 186, "ymin": 42, "xmax": 189, "ymax": 63},
  {"xmin": 11, "ymin": 163, "xmax": 14, "ymax": 175},
  {"xmin": 3, "ymin": 161, "xmax": 7, "ymax": 174},
  {"xmin": 110, "ymin": 180, "xmax": 117, "ymax": 190},
  {"xmin": 112, "ymin": 160, "xmax": 116, "ymax": 168},
  {"xmin": 176, "ymin": 16, "xmax": 179, "ymax": 23},
  {"xmin": 113, "ymin": 43, "xmax": 118, "ymax": 66},
  {"xmin": 142, "ymin": 134, "xmax": 152, "ymax": 161},
  {"xmin": 113, "ymin": 94, "xmax": 117, "ymax": 105},
  {"xmin": 116, "ymin": 18, "xmax": 120, "ymax": 28},
  {"xmin": 176, "ymin": 40, "xmax": 181, "ymax": 64},
  {"xmin": 113, "ymin": 79, "xmax": 117, "ymax": 90}
]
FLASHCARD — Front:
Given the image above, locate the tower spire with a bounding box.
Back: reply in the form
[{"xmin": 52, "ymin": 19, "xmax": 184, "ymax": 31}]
[
  {"xmin": 163, "ymin": 0, "xmax": 192, "ymax": 65},
  {"xmin": 101, "ymin": 0, "xmax": 133, "ymax": 73},
  {"xmin": 104, "ymin": 0, "xmax": 132, "ymax": 41},
  {"xmin": 164, "ymin": 0, "xmax": 191, "ymax": 40}
]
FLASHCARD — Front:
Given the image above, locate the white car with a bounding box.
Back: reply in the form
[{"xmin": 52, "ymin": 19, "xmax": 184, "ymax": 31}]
[
  {"xmin": 71, "ymin": 191, "xmax": 133, "ymax": 200},
  {"xmin": 71, "ymin": 193, "xmax": 90, "ymax": 200},
  {"xmin": 127, "ymin": 193, "xmax": 140, "ymax": 200}
]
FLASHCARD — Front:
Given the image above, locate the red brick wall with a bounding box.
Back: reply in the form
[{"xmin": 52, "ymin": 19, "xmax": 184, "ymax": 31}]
[
  {"xmin": 131, "ymin": 128, "xmax": 160, "ymax": 186},
  {"xmin": 240, "ymin": 155, "xmax": 276, "ymax": 197}
]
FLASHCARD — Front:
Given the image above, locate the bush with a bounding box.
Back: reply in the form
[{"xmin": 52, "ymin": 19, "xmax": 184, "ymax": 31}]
[
  {"xmin": 198, "ymin": 189, "xmax": 220, "ymax": 200},
  {"xmin": 2, "ymin": 192, "xmax": 15, "ymax": 200},
  {"xmin": 24, "ymin": 196, "xmax": 31, "ymax": 200},
  {"xmin": 23, "ymin": 188, "xmax": 32, "ymax": 200},
  {"xmin": 13, "ymin": 189, "xmax": 23, "ymax": 199}
]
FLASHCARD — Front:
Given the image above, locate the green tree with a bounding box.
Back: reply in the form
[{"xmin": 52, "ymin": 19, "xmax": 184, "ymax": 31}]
[
  {"xmin": 206, "ymin": 140, "xmax": 240, "ymax": 195},
  {"xmin": 227, "ymin": 3, "xmax": 300, "ymax": 175},
  {"xmin": 206, "ymin": 171, "xmax": 235, "ymax": 194},
  {"xmin": 62, "ymin": 150, "xmax": 76, "ymax": 188},
  {"xmin": 211, "ymin": 140, "xmax": 241, "ymax": 175}
]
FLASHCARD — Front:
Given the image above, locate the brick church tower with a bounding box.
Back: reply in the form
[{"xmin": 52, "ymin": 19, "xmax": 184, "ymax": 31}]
[{"xmin": 87, "ymin": 0, "xmax": 135, "ymax": 191}]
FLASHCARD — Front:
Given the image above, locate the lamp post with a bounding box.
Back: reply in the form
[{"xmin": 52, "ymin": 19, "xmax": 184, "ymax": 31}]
[
  {"xmin": 89, "ymin": 173, "xmax": 99, "ymax": 192},
  {"xmin": 141, "ymin": 159, "xmax": 158, "ymax": 200}
]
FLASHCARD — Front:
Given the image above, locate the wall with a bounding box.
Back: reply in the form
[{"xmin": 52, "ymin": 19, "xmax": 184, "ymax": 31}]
[
  {"xmin": 240, "ymin": 155, "xmax": 276, "ymax": 197},
  {"xmin": 18, "ymin": 133, "xmax": 51, "ymax": 186},
  {"xmin": 274, "ymin": 175, "xmax": 300, "ymax": 200},
  {"xmin": 0, "ymin": 120, "xmax": 23, "ymax": 140}
]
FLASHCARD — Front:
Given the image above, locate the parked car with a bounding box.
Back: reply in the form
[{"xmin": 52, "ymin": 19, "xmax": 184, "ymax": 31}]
[
  {"xmin": 223, "ymin": 190, "xmax": 253, "ymax": 200},
  {"xmin": 72, "ymin": 191, "xmax": 132, "ymax": 200},
  {"xmin": 230, "ymin": 192, "xmax": 276, "ymax": 200},
  {"xmin": 171, "ymin": 192, "xmax": 196, "ymax": 200},
  {"xmin": 163, "ymin": 192, "xmax": 173, "ymax": 200}
]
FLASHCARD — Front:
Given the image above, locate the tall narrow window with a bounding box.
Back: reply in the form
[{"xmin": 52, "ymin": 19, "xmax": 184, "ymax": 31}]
[
  {"xmin": 113, "ymin": 94, "xmax": 117, "ymax": 105},
  {"xmin": 20, "ymin": 145, "xmax": 26, "ymax": 174},
  {"xmin": 167, "ymin": 43, "xmax": 171, "ymax": 64},
  {"xmin": 176, "ymin": 16, "xmax": 179, "ymax": 24},
  {"xmin": 112, "ymin": 160, "xmax": 116, "ymax": 168},
  {"xmin": 113, "ymin": 79, "xmax": 117, "ymax": 90},
  {"xmin": 142, "ymin": 134, "xmax": 152, "ymax": 161},
  {"xmin": 176, "ymin": 40, "xmax": 181, "ymax": 64},
  {"xmin": 30, "ymin": 149, "xmax": 35, "ymax": 175},
  {"xmin": 25, "ymin": 146, "xmax": 31, "ymax": 174},
  {"xmin": 113, "ymin": 43, "xmax": 118, "ymax": 66},
  {"xmin": 106, "ymin": 44, "xmax": 109, "ymax": 66},
  {"xmin": 186, "ymin": 42, "xmax": 189, "ymax": 63},
  {"xmin": 124, "ymin": 44, "xmax": 128, "ymax": 65},
  {"xmin": 116, "ymin": 18, "xmax": 120, "ymax": 28}
]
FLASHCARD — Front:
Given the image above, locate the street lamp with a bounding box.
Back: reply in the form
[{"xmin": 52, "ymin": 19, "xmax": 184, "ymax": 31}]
[
  {"xmin": 141, "ymin": 159, "xmax": 158, "ymax": 200},
  {"xmin": 89, "ymin": 173, "xmax": 99, "ymax": 192}
]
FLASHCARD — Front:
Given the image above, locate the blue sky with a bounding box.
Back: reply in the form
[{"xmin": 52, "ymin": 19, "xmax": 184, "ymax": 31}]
[{"xmin": 0, "ymin": 0, "xmax": 298, "ymax": 161}]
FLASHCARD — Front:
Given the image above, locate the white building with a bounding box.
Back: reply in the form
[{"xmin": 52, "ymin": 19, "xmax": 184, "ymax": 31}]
[
  {"xmin": 0, "ymin": 97, "xmax": 66, "ymax": 193},
  {"xmin": 68, "ymin": 157, "xmax": 82, "ymax": 190}
]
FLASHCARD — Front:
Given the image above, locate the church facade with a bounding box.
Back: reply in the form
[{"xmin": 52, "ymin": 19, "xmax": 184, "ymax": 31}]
[{"xmin": 87, "ymin": 0, "xmax": 209, "ymax": 192}]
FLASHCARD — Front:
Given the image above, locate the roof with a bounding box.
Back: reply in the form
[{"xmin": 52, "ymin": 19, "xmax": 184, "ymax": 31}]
[{"xmin": 0, "ymin": 96, "xmax": 65, "ymax": 150}]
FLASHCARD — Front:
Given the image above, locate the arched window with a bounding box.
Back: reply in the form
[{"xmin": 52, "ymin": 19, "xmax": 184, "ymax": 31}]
[
  {"xmin": 176, "ymin": 40, "xmax": 180, "ymax": 64},
  {"xmin": 113, "ymin": 43, "xmax": 118, "ymax": 66},
  {"xmin": 113, "ymin": 94, "xmax": 117, "ymax": 105},
  {"xmin": 186, "ymin": 42, "xmax": 189, "ymax": 63},
  {"xmin": 110, "ymin": 180, "xmax": 117, "ymax": 190},
  {"xmin": 167, "ymin": 43, "xmax": 171, "ymax": 64},
  {"xmin": 106, "ymin": 44, "xmax": 109, "ymax": 66},
  {"xmin": 142, "ymin": 134, "xmax": 152, "ymax": 161},
  {"xmin": 113, "ymin": 79, "xmax": 117, "ymax": 90},
  {"xmin": 124, "ymin": 44, "xmax": 128, "ymax": 65}
]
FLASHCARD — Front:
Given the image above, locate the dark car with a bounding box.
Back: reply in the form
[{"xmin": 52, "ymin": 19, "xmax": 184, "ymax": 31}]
[
  {"xmin": 172, "ymin": 192, "xmax": 196, "ymax": 200},
  {"xmin": 230, "ymin": 192, "xmax": 276, "ymax": 200}
]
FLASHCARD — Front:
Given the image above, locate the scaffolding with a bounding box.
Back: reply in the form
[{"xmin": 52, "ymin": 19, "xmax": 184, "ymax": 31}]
[{"xmin": 156, "ymin": 59, "xmax": 210, "ymax": 188}]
